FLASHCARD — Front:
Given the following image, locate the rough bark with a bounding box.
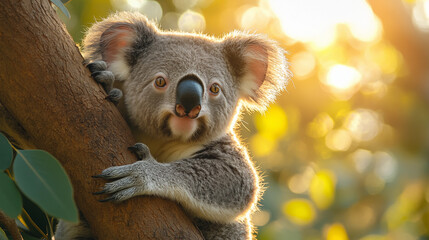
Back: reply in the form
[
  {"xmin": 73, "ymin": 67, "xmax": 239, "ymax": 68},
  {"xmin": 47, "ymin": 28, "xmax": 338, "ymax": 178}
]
[{"xmin": 0, "ymin": 0, "xmax": 202, "ymax": 239}]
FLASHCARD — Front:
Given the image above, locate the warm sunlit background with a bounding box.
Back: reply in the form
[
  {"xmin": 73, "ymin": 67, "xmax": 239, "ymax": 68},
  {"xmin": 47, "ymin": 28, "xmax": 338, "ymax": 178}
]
[{"xmin": 60, "ymin": 0, "xmax": 429, "ymax": 239}]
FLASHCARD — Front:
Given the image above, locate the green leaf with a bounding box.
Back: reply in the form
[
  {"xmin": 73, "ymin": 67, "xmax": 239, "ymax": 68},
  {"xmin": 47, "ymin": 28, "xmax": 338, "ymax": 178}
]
[
  {"xmin": 50, "ymin": 0, "xmax": 70, "ymax": 18},
  {"xmin": 14, "ymin": 150, "xmax": 78, "ymax": 222},
  {"xmin": 0, "ymin": 172, "xmax": 22, "ymax": 218},
  {"xmin": 0, "ymin": 133, "xmax": 13, "ymax": 171},
  {"xmin": 61, "ymin": 0, "xmax": 72, "ymax": 4},
  {"xmin": 0, "ymin": 227, "xmax": 8, "ymax": 240}
]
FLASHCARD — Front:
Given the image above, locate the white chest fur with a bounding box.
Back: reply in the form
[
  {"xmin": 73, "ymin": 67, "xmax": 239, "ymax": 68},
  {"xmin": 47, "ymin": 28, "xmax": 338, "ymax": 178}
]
[{"xmin": 137, "ymin": 135, "xmax": 204, "ymax": 163}]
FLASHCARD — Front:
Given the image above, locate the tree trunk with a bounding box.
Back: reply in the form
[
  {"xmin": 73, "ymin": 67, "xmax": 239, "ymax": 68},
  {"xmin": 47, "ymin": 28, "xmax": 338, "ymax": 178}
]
[{"xmin": 0, "ymin": 0, "xmax": 202, "ymax": 239}]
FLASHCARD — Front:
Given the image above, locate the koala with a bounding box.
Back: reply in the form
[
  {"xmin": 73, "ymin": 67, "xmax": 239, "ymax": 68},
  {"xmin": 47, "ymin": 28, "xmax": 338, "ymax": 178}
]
[{"xmin": 55, "ymin": 12, "xmax": 289, "ymax": 240}]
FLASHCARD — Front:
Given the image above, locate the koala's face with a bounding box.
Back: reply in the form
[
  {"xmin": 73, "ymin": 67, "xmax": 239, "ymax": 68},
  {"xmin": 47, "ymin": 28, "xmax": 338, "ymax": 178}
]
[
  {"xmin": 124, "ymin": 36, "xmax": 238, "ymax": 143},
  {"xmin": 83, "ymin": 12, "xmax": 289, "ymax": 143}
]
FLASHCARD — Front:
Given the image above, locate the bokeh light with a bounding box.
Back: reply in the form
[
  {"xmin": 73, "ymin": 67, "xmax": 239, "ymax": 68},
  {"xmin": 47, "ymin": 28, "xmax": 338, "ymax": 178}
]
[
  {"xmin": 323, "ymin": 64, "xmax": 362, "ymax": 100},
  {"xmin": 325, "ymin": 223, "xmax": 349, "ymax": 240},
  {"xmin": 309, "ymin": 170, "xmax": 336, "ymax": 209},
  {"xmin": 344, "ymin": 109, "xmax": 381, "ymax": 142},
  {"xmin": 307, "ymin": 113, "xmax": 334, "ymax": 138},
  {"xmin": 412, "ymin": 0, "xmax": 429, "ymax": 31},
  {"xmin": 172, "ymin": 0, "xmax": 198, "ymax": 11},
  {"xmin": 240, "ymin": 6, "xmax": 271, "ymax": 30},
  {"xmin": 178, "ymin": 10, "xmax": 206, "ymax": 32},
  {"xmin": 325, "ymin": 129, "xmax": 352, "ymax": 152},
  {"xmin": 288, "ymin": 167, "xmax": 314, "ymax": 194},
  {"xmin": 290, "ymin": 51, "xmax": 317, "ymax": 79},
  {"xmin": 254, "ymin": 104, "xmax": 288, "ymax": 140},
  {"xmin": 283, "ymin": 199, "xmax": 316, "ymax": 226}
]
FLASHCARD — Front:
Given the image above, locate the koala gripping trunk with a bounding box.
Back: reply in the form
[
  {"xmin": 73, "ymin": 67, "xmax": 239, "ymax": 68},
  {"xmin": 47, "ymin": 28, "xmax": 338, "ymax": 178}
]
[{"xmin": 0, "ymin": 0, "xmax": 203, "ymax": 239}]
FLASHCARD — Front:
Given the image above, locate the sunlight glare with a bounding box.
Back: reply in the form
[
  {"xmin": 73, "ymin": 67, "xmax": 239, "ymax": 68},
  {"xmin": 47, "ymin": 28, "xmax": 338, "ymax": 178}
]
[
  {"xmin": 344, "ymin": 0, "xmax": 382, "ymax": 42},
  {"xmin": 268, "ymin": 0, "xmax": 381, "ymax": 45},
  {"xmin": 268, "ymin": 0, "xmax": 337, "ymax": 45},
  {"xmin": 325, "ymin": 64, "xmax": 361, "ymax": 90},
  {"xmin": 240, "ymin": 7, "xmax": 271, "ymax": 30},
  {"xmin": 412, "ymin": 0, "xmax": 429, "ymax": 31}
]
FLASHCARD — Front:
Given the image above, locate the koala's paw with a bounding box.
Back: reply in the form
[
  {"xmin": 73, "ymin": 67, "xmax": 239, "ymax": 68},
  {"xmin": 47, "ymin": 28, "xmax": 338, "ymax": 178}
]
[
  {"xmin": 128, "ymin": 143, "xmax": 151, "ymax": 160},
  {"xmin": 86, "ymin": 61, "xmax": 122, "ymax": 105},
  {"xmin": 93, "ymin": 143, "xmax": 155, "ymax": 202}
]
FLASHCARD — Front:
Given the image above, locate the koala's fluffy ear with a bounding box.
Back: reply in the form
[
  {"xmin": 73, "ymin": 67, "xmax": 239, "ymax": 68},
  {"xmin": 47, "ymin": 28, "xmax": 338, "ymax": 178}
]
[
  {"xmin": 222, "ymin": 32, "xmax": 290, "ymax": 111},
  {"xmin": 82, "ymin": 12, "xmax": 158, "ymax": 80}
]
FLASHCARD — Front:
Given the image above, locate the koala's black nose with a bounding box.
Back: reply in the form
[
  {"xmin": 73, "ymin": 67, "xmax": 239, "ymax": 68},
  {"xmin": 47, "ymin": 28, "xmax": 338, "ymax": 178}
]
[{"xmin": 175, "ymin": 77, "xmax": 203, "ymax": 119}]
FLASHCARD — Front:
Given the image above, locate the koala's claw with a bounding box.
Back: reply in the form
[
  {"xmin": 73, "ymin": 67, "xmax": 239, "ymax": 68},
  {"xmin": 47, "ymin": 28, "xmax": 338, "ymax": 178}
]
[
  {"xmin": 91, "ymin": 175, "xmax": 104, "ymax": 179},
  {"xmin": 98, "ymin": 196, "xmax": 115, "ymax": 203},
  {"xmin": 91, "ymin": 71, "xmax": 115, "ymax": 92},
  {"xmin": 91, "ymin": 71, "xmax": 115, "ymax": 95},
  {"xmin": 92, "ymin": 190, "xmax": 107, "ymax": 195},
  {"xmin": 128, "ymin": 143, "xmax": 151, "ymax": 160},
  {"xmin": 105, "ymin": 88, "xmax": 123, "ymax": 105},
  {"xmin": 86, "ymin": 60, "xmax": 107, "ymax": 73},
  {"xmin": 93, "ymin": 165, "xmax": 132, "ymax": 180}
]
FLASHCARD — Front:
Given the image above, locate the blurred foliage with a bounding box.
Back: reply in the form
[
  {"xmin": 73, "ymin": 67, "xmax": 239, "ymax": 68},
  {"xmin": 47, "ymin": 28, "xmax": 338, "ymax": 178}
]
[{"xmin": 58, "ymin": 0, "xmax": 429, "ymax": 239}]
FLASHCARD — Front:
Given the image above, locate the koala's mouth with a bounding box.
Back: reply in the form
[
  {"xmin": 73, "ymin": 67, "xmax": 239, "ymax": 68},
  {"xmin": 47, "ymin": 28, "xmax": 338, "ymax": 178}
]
[{"xmin": 160, "ymin": 113, "xmax": 208, "ymax": 142}]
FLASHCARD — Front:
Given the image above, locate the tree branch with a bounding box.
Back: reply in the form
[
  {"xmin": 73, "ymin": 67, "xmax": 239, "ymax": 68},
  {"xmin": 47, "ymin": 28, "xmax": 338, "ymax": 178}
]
[
  {"xmin": 0, "ymin": 211, "xmax": 22, "ymax": 240},
  {"xmin": 0, "ymin": 0, "xmax": 202, "ymax": 239}
]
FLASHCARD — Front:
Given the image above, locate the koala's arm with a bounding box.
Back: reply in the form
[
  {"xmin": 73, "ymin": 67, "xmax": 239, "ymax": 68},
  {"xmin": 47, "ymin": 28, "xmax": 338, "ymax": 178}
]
[{"xmin": 94, "ymin": 134, "xmax": 259, "ymax": 223}]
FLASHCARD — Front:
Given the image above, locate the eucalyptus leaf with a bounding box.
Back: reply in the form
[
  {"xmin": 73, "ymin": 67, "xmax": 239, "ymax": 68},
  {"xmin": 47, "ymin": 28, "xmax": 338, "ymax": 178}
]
[
  {"xmin": 14, "ymin": 150, "xmax": 78, "ymax": 222},
  {"xmin": 0, "ymin": 133, "xmax": 13, "ymax": 171},
  {"xmin": 0, "ymin": 228, "xmax": 7, "ymax": 240},
  {"xmin": 61, "ymin": 0, "xmax": 72, "ymax": 3},
  {"xmin": 0, "ymin": 172, "xmax": 22, "ymax": 218},
  {"xmin": 50, "ymin": 0, "xmax": 70, "ymax": 18}
]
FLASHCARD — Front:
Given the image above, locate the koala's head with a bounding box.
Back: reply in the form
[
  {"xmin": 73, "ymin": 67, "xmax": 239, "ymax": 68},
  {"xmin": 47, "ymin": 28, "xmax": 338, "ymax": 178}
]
[{"xmin": 83, "ymin": 12, "xmax": 289, "ymax": 144}]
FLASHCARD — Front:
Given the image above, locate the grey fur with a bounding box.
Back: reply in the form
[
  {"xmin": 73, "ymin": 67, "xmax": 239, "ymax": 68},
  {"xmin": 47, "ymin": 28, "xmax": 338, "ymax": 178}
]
[{"xmin": 56, "ymin": 11, "xmax": 289, "ymax": 240}]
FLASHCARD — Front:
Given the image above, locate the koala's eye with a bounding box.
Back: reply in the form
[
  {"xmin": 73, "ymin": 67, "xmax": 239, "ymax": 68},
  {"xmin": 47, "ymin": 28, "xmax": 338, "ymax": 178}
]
[
  {"xmin": 154, "ymin": 76, "xmax": 167, "ymax": 88},
  {"xmin": 209, "ymin": 83, "xmax": 221, "ymax": 95}
]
